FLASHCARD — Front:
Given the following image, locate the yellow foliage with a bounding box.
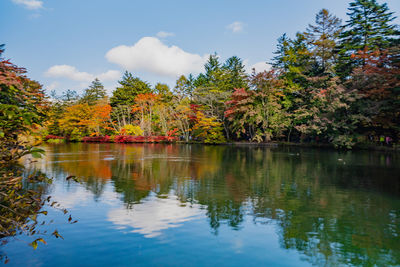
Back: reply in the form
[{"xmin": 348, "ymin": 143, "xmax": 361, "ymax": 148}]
[{"xmin": 120, "ymin": 124, "xmax": 143, "ymax": 136}]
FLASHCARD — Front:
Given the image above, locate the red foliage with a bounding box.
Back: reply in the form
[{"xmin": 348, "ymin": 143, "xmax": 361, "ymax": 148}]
[
  {"xmin": 82, "ymin": 136, "xmax": 110, "ymax": 143},
  {"xmin": 188, "ymin": 104, "xmax": 201, "ymax": 122},
  {"xmin": 167, "ymin": 128, "xmax": 179, "ymax": 137},
  {"xmin": 352, "ymin": 48, "xmax": 400, "ymax": 100},
  {"xmin": 224, "ymin": 88, "xmax": 251, "ymax": 118}
]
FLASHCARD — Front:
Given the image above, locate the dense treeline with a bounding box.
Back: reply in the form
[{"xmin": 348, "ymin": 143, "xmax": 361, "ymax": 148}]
[{"xmin": 7, "ymin": 0, "xmax": 400, "ymax": 149}]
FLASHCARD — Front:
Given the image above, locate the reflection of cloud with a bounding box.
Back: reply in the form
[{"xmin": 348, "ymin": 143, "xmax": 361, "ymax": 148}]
[
  {"xmin": 51, "ymin": 187, "xmax": 92, "ymax": 209},
  {"xmin": 108, "ymin": 195, "xmax": 203, "ymax": 238},
  {"xmin": 51, "ymin": 184, "xmax": 119, "ymax": 209},
  {"xmin": 233, "ymin": 238, "xmax": 243, "ymax": 254}
]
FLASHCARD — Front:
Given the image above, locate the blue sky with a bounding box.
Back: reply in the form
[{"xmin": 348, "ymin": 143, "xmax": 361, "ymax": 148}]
[{"xmin": 1, "ymin": 0, "xmax": 399, "ymax": 95}]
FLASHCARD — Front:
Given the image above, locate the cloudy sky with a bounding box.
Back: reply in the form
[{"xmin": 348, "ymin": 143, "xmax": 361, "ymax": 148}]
[{"xmin": 1, "ymin": 0, "xmax": 399, "ymax": 95}]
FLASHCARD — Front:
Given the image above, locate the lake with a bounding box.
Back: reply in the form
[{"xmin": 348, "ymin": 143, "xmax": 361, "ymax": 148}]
[{"xmin": 2, "ymin": 143, "xmax": 400, "ymax": 266}]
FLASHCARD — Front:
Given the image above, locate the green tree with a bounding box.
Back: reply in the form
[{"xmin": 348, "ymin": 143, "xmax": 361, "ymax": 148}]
[
  {"xmin": 110, "ymin": 71, "xmax": 151, "ymax": 107},
  {"xmin": 81, "ymin": 78, "xmax": 106, "ymax": 105},
  {"xmin": 204, "ymin": 53, "xmax": 221, "ymax": 80},
  {"xmin": 222, "ymin": 56, "xmax": 248, "ymax": 89},
  {"xmin": 336, "ymin": 0, "xmax": 398, "ymax": 77},
  {"xmin": 174, "ymin": 75, "xmax": 194, "ymax": 100},
  {"xmin": 271, "ymin": 33, "xmax": 312, "ymax": 90},
  {"xmin": 154, "ymin": 82, "xmax": 172, "ymax": 102}
]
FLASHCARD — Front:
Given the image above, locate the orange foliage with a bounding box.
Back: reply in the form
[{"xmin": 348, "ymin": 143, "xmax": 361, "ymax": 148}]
[{"xmin": 352, "ymin": 48, "xmax": 400, "ymax": 100}]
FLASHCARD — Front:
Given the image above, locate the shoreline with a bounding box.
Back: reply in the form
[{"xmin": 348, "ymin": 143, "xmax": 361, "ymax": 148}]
[{"xmin": 44, "ymin": 139, "xmax": 400, "ymax": 152}]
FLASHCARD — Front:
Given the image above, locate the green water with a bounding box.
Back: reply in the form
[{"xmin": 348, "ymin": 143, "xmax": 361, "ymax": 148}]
[{"xmin": 2, "ymin": 143, "xmax": 400, "ymax": 266}]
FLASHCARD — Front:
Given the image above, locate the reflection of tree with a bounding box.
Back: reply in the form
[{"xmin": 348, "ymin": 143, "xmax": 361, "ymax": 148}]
[
  {"xmin": 45, "ymin": 143, "xmax": 113, "ymax": 199},
  {"xmin": 45, "ymin": 143, "xmax": 400, "ymax": 266},
  {"xmin": 240, "ymin": 148, "xmax": 400, "ymax": 266}
]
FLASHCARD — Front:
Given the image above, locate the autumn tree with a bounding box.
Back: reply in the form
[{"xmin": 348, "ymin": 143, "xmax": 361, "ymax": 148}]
[
  {"xmin": 92, "ymin": 104, "xmax": 112, "ymax": 135},
  {"xmin": 0, "ymin": 49, "xmax": 47, "ymax": 140},
  {"xmin": 132, "ymin": 93, "xmax": 159, "ymax": 136},
  {"xmin": 349, "ymin": 48, "xmax": 400, "ymax": 139},
  {"xmin": 192, "ymin": 111, "xmax": 226, "ymax": 143},
  {"xmin": 292, "ymin": 76, "xmax": 366, "ymax": 148},
  {"xmin": 193, "ymin": 54, "xmax": 249, "ymax": 139},
  {"xmin": 225, "ymin": 71, "xmax": 288, "ymax": 142},
  {"xmin": 169, "ymin": 98, "xmax": 192, "ymax": 141},
  {"xmin": 0, "ymin": 45, "xmax": 72, "ymax": 262},
  {"xmin": 46, "ymin": 89, "xmax": 80, "ymax": 136},
  {"xmin": 59, "ymin": 103, "xmax": 95, "ymax": 140}
]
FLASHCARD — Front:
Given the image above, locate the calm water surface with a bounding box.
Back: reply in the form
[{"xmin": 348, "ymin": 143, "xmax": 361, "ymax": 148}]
[{"xmin": 2, "ymin": 143, "xmax": 400, "ymax": 266}]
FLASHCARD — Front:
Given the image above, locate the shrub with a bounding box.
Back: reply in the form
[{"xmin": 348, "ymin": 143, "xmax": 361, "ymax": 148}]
[
  {"xmin": 68, "ymin": 128, "xmax": 85, "ymax": 142},
  {"xmin": 119, "ymin": 125, "xmax": 143, "ymax": 136},
  {"xmin": 114, "ymin": 135, "xmax": 135, "ymax": 143},
  {"xmin": 45, "ymin": 135, "xmax": 66, "ymax": 144},
  {"xmin": 46, "ymin": 138, "xmax": 65, "ymax": 144}
]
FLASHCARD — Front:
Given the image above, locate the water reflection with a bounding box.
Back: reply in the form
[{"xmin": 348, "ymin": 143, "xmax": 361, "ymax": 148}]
[
  {"xmin": 108, "ymin": 194, "xmax": 204, "ymax": 238},
  {"xmin": 38, "ymin": 143, "xmax": 400, "ymax": 266}
]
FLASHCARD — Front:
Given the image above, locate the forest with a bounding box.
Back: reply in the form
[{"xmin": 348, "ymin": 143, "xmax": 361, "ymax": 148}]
[{"xmin": 2, "ymin": 0, "xmax": 400, "ymax": 149}]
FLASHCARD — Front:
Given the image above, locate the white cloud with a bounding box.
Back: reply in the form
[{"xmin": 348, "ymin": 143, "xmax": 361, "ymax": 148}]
[
  {"xmin": 227, "ymin": 21, "xmax": 244, "ymax": 33},
  {"xmin": 105, "ymin": 37, "xmax": 208, "ymax": 77},
  {"xmin": 156, "ymin": 31, "xmax": 175, "ymax": 38},
  {"xmin": 12, "ymin": 0, "xmax": 43, "ymax": 9},
  {"xmin": 247, "ymin": 61, "xmax": 272, "ymax": 73},
  {"xmin": 45, "ymin": 65, "xmax": 120, "ymax": 82},
  {"xmin": 46, "ymin": 65, "xmax": 91, "ymax": 81}
]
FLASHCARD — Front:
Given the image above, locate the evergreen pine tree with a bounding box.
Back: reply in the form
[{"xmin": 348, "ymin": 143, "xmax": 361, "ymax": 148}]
[
  {"xmin": 81, "ymin": 78, "xmax": 106, "ymax": 105},
  {"xmin": 336, "ymin": 0, "xmax": 398, "ymax": 78},
  {"xmin": 110, "ymin": 71, "xmax": 151, "ymax": 107},
  {"xmin": 222, "ymin": 56, "xmax": 248, "ymax": 89},
  {"xmin": 305, "ymin": 9, "xmax": 342, "ymax": 74},
  {"xmin": 204, "ymin": 53, "xmax": 221, "ymax": 80},
  {"xmin": 271, "ymin": 33, "xmax": 311, "ymax": 89}
]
